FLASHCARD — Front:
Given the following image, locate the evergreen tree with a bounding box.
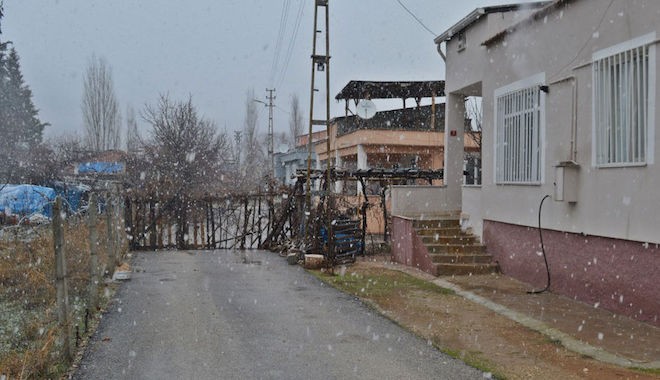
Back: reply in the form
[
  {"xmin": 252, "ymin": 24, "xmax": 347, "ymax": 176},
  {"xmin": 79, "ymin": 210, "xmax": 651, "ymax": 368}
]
[
  {"xmin": 0, "ymin": 5, "xmax": 48, "ymax": 183},
  {"xmin": 2, "ymin": 48, "xmax": 46, "ymax": 148}
]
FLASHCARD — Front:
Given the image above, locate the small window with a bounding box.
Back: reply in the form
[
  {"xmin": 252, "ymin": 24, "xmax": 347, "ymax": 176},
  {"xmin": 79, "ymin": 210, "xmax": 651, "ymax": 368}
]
[
  {"xmin": 592, "ymin": 33, "xmax": 655, "ymax": 166},
  {"xmin": 457, "ymin": 33, "xmax": 466, "ymax": 52},
  {"xmin": 494, "ymin": 75, "xmax": 544, "ymax": 184}
]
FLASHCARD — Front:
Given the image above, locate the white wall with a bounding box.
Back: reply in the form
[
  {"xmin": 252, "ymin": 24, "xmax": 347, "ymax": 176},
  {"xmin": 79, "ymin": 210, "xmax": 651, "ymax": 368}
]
[
  {"xmin": 445, "ymin": 0, "xmax": 660, "ymax": 244},
  {"xmin": 391, "ymin": 185, "xmax": 460, "ymax": 218},
  {"xmin": 461, "ymin": 186, "xmax": 483, "ymax": 240}
]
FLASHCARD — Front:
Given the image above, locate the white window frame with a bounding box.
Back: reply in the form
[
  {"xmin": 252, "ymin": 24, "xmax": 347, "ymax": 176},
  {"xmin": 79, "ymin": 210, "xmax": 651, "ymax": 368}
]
[
  {"xmin": 493, "ymin": 73, "xmax": 546, "ymax": 185},
  {"xmin": 592, "ymin": 32, "xmax": 656, "ymax": 167}
]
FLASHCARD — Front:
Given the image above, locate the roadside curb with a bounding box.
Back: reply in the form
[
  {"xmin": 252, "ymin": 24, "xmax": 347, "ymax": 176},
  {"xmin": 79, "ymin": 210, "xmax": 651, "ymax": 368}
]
[
  {"xmin": 362, "ymin": 260, "xmax": 660, "ymax": 370},
  {"xmin": 431, "ymin": 278, "xmax": 660, "ymax": 370}
]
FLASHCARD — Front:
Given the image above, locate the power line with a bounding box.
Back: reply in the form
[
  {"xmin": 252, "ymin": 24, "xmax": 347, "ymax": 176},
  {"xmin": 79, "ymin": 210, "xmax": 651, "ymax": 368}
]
[
  {"xmin": 270, "ymin": 0, "xmax": 292, "ymax": 85},
  {"xmin": 549, "ymin": 0, "xmax": 614, "ymax": 80},
  {"xmin": 394, "ymin": 0, "xmax": 437, "ymax": 37},
  {"xmin": 276, "ymin": 0, "xmax": 306, "ymax": 88}
]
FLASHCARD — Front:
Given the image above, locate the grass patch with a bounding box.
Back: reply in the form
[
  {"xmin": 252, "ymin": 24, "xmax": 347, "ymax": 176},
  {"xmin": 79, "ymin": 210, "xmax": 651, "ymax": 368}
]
[
  {"xmin": 544, "ymin": 337, "xmax": 564, "ymax": 347},
  {"xmin": 0, "ymin": 216, "xmax": 122, "ymax": 379},
  {"xmin": 439, "ymin": 347, "xmax": 507, "ymax": 380},
  {"xmin": 312, "ymin": 266, "xmax": 512, "ymax": 379},
  {"xmin": 311, "ymin": 267, "xmax": 454, "ymax": 299},
  {"xmin": 630, "ymin": 367, "xmax": 660, "ymax": 376}
]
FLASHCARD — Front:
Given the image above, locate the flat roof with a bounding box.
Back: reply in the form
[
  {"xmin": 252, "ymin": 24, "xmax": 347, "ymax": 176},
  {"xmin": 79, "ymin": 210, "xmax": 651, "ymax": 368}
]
[{"xmin": 335, "ymin": 80, "xmax": 445, "ymax": 100}]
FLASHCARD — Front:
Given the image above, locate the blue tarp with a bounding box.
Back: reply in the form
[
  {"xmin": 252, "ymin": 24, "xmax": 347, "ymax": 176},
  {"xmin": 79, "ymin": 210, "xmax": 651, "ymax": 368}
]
[
  {"xmin": 0, "ymin": 184, "xmax": 57, "ymax": 218},
  {"xmin": 52, "ymin": 182, "xmax": 90, "ymax": 213},
  {"xmin": 78, "ymin": 162, "xmax": 124, "ymax": 174}
]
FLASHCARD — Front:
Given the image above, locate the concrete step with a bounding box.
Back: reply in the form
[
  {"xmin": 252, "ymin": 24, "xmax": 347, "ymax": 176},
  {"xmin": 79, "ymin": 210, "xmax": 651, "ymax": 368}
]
[
  {"xmin": 420, "ymin": 235, "xmax": 477, "ymax": 245},
  {"xmin": 413, "ymin": 219, "xmax": 460, "ymax": 229},
  {"xmin": 429, "ymin": 253, "xmax": 493, "ymax": 264},
  {"xmin": 414, "ymin": 227, "xmax": 464, "ymax": 236},
  {"xmin": 426, "ymin": 244, "xmax": 486, "ymax": 255},
  {"xmin": 435, "ymin": 263, "xmax": 499, "ymax": 276}
]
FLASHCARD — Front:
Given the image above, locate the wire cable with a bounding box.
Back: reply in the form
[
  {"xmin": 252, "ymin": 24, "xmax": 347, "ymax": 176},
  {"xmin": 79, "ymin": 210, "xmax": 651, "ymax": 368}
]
[
  {"xmin": 276, "ymin": 0, "xmax": 305, "ymax": 88},
  {"xmin": 549, "ymin": 0, "xmax": 614, "ymax": 80},
  {"xmin": 528, "ymin": 195, "xmax": 551, "ymax": 294},
  {"xmin": 270, "ymin": 0, "xmax": 292, "ymax": 86},
  {"xmin": 394, "ymin": 0, "xmax": 437, "ymax": 37}
]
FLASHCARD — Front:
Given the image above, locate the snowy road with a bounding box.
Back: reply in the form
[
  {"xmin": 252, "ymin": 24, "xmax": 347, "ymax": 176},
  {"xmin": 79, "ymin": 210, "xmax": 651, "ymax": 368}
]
[{"xmin": 74, "ymin": 250, "xmax": 482, "ymax": 379}]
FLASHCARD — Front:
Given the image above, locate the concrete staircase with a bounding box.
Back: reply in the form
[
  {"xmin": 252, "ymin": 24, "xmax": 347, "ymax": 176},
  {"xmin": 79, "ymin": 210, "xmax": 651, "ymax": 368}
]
[{"xmin": 413, "ymin": 219, "xmax": 498, "ymax": 276}]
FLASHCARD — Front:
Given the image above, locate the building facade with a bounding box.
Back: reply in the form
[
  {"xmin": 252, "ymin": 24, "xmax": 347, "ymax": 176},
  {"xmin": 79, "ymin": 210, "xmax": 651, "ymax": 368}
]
[{"xmin": 436, "ymin": 0, "xmax": 660, "ymax": 326}]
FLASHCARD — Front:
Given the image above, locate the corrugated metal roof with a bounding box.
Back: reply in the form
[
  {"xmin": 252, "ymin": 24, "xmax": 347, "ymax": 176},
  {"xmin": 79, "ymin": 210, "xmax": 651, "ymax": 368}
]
[
  {"xmin": 334, "ymin": 104, "xmax": 445, "ymax": 136},
  {"xmin": 335, "ymin": 80, "xmax": 444, "ymax": 100}
]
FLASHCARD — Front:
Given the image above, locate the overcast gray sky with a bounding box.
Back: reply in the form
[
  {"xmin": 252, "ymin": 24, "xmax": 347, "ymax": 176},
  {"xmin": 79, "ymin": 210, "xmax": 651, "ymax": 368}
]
[{"xmin": 2, "ymin": 0, "xmax": 537, "ymax": 143}]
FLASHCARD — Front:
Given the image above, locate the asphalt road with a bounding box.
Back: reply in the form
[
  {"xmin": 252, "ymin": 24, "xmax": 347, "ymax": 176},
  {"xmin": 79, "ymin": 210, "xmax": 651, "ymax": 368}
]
[{"xmin": 74, "ymin": 250, "xmax": 483, "ymax": 380}]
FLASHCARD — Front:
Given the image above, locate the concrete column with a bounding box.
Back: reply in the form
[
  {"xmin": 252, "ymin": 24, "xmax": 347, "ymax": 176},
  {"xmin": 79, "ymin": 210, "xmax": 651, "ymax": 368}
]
[
  {"xmin": 314, "ymin": 154, "xmax": 321, "ymax": 191},
  {"xmin": 334, "ymin": 151, "xmax": 343, "ymax": 193},
  {"xmin": 443, "ymin": 92, "xmax": 465, "ymax": 213},
  {"xmin": 357, "ymin": 144, "xmax": 368, "ymax": 195}
]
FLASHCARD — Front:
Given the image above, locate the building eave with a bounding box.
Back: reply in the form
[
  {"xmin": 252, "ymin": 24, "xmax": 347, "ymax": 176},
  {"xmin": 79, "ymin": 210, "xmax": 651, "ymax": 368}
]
[
  {"xmin": 434, "ymin": 2, "xmax": 552, "ymax": 45},
  {"xmin": 482, "ymin": 0, "xmax": 577, "ymax": 46}
]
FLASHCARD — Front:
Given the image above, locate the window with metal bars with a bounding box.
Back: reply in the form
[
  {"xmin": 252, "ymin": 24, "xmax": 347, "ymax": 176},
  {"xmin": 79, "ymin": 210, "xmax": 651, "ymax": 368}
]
[
  {"xmin": 593, "ymin": 38, "xmax": 652, "ymax": 166},
  {"xmin": 495, "ymin": 86, "xmax": 542, "ymax": 184}
]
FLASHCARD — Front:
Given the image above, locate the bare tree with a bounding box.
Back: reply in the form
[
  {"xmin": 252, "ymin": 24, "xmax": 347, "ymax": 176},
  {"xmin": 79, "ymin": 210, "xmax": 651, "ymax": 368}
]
[
  {"xmin": 464, "ymin": 96, "xmax": 482, "ymax": 185},
  {"xmin": 235, "ymin": 88, "xmax": 267, "ymax": 190},
  {"xmin": 125, "ymin": 104, "xmax": 141, "ymax": 152},
  {"xmin": 140, "ymin": 94, "xmax": 230, "ymax": 248},
  {"xmin": 243, "ymin": 88, "xmax": 260, "ymax": 159},
  {"xmin": 50, "ymin": 133, "xmax": 84, "ymax": 165},
  {"xmin": 465, "ymin": 96, "xmax": 482, "ymax": 151},
  {"xmin": 82, "ymin": 55, "xmax": 121, "ymax": 151},
  {"xmin": 288, "ymin": 93, "xmax": 304, "ymax": 148}
]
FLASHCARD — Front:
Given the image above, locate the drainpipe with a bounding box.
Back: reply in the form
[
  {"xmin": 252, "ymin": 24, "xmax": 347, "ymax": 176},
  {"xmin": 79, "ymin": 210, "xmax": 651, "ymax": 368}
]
[
  {"xmin": 571, "ymin": 77, "xmax": 578, "ymax": 161},
  {"xmin": 436, "ymin": 41, "xmax": 446, "ymax": 62},
  {"xmin": 431, "ymin": 91, "xmax": 436, "ymax": 130}
]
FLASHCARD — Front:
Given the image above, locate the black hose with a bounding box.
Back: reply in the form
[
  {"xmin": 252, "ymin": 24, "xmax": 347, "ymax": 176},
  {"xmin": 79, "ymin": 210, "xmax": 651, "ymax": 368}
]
[{"xmin": 528, "ymin": 194, "xmax": 551, "ymax": 294}]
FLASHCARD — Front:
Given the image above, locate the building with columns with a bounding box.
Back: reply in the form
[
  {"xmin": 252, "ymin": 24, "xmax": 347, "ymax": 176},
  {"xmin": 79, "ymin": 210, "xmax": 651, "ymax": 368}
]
[
  {"xmin": 434, "ymin": 0, "xmax": 660, "ymax": 326},
  {"xmin": 309, "ymin": 80, "xmax": 479, "ymax": 234}
]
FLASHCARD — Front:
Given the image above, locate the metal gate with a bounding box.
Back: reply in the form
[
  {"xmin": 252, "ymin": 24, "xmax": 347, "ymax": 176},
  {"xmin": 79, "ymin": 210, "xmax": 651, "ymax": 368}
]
[{"xmin": 126, "ymin": 193, "xmax": 284, "ymax": 250}]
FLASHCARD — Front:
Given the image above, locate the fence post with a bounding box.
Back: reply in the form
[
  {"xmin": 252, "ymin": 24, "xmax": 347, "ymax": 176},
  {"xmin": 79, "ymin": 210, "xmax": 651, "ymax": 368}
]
[
  {"xmin": 106, "ymin": 194, "xmax": 117, "ymax": 269},
  {"xmin": 115, "ymin": 193, "xmax": 123, "ymax": 261},
  {"xmin": 88, "ymin": 193, "xmax": 99, "ymax": 312},
  {"xmin": 241, "ymin": 197, "xmax": 249, "ymax": 250},
  {"xmin": 53, "ymin": 197, "xmax": 72, "ymax": 362}
]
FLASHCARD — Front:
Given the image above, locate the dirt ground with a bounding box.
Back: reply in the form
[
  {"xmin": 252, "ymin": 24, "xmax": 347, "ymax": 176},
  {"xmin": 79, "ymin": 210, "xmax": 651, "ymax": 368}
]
[{"xmin": 318, "ymin": 257, "xmax": 659, "ymax": 380}]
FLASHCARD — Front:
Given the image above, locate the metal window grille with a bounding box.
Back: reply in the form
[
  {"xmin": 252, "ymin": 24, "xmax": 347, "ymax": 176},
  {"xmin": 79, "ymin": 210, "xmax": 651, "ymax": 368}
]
[
  {"xmin": 496, "ymin": 86, "xmax": 542, "ymax": 183},
  {"xmin": 593, "ymin": 44, "xmax": 649, "ymax": 165}
]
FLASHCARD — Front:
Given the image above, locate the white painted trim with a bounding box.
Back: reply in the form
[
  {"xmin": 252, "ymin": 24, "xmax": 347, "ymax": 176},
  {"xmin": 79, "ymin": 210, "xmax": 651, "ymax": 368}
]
[
  {"xmin": 591, "ymin": 33, "xmax": 656, "ymax": 167},
  {"xmin": 493, "ymin": 72, "xmax": 546, "ymax": 185},
  {"xmin": 592, "ymin": 32, "xmax": 656, "ymax": 61},
  {"xmin": 494, "ymin": 72, "xmax": 546, "ymax": 98},
  {"xmin": 648, "ymin": 43, "xmax": 656, "ymax": 165},
  {"xmin": 591, "ymin": 61, "xmax": 598, "ymax": 168}
]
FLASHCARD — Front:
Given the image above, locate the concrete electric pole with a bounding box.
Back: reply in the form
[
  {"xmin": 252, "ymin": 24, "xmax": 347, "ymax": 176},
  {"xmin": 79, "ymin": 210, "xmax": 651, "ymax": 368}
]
[{"xmin": 266, "ymin": 88, "xmax": 276, "ymax": 178}]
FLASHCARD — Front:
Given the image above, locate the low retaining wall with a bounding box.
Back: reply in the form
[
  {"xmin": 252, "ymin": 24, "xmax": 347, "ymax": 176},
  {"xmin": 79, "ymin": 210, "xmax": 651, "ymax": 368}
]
[
  {"xmin": 390, "ymin": 216, "xmax": 436, "ymax": 275},
  {"xmin": 484, "ymin": 220, "xmax": 660, "ymax": 327},
  {"xmin": 391, "ymin": 185, "xmax": 460, "ymax": 218}
]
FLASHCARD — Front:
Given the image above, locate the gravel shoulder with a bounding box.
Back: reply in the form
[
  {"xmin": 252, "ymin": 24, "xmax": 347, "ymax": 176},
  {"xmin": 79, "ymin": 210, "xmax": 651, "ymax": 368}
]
[{"xmin": 323, "ymin": 256, "xmax": 659, "ymax": 380}]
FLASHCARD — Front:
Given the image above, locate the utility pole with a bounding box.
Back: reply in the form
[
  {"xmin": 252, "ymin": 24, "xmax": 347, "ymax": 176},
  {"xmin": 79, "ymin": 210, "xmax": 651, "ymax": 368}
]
[
  {"xmin": 266, "ymin": 88, "xmax": 276, "ymax": 178},
  {"xmin": 306, "ymin": 0, "xmax": 332, "ymax": 248},
  {"xmin": 254, "ymin": 90, "xmax": 276, "ymax": 179}
]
